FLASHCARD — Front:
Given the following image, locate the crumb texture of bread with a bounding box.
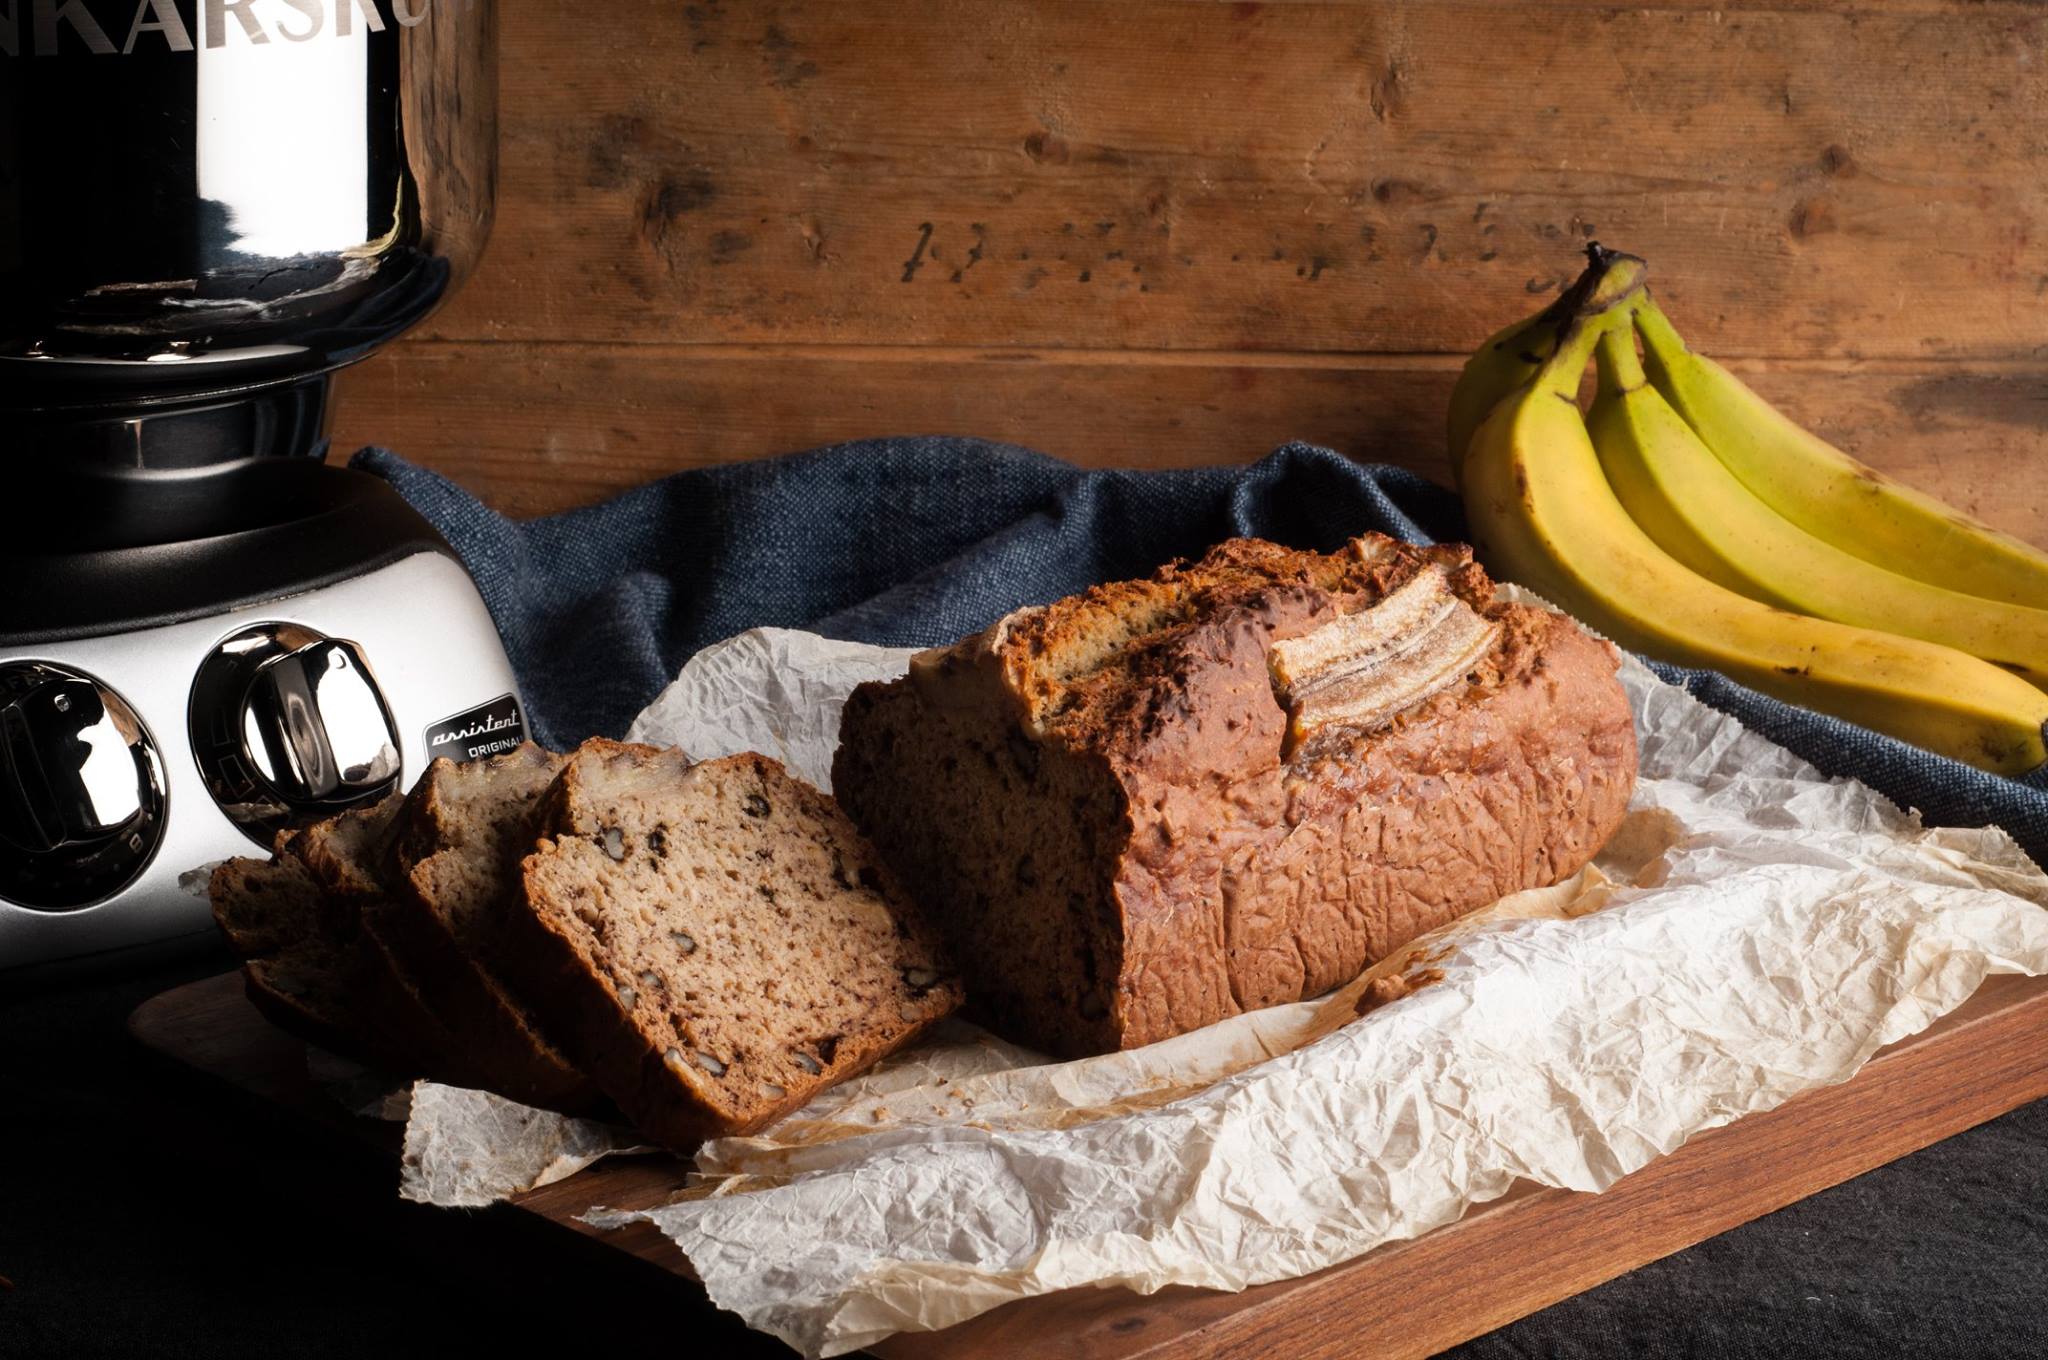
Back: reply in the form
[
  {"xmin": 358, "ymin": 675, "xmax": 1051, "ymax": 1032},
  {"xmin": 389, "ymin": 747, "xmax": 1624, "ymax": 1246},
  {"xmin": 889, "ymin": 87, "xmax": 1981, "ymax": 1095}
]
[
  {"xmin": 833, "ymin": 534, "xmax": 1640, "ymax": 1057},
  {"xmin": 517, "ymin": 747, "xmax": 962, "ymax": 1148}
]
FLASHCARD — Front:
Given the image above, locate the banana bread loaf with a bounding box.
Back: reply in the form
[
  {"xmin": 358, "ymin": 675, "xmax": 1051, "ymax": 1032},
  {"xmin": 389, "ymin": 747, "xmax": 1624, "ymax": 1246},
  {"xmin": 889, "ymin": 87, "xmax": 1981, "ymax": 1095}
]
[{"xmin": 832, "ymin": 534, "xmax": 1639, "ymax": 1057}]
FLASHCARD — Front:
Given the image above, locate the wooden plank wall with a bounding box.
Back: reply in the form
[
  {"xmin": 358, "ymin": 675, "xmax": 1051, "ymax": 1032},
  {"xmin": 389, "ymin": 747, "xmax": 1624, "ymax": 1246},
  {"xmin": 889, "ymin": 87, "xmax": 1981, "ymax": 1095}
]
[{"xmin": 331, "ymin": 0, "xmax": 2048, "ymax": 544}]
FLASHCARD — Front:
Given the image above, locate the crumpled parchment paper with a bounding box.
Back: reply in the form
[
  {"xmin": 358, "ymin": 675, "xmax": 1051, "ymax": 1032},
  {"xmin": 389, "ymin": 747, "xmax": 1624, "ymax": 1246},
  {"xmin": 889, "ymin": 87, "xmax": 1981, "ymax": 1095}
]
[
  {"xmin": 397, "ymin": 1084, "xmax": 656, "ymax": 1208},
  {"xmin": 398, "ymin": 625, "xmax": 2048, "ymax": 1358},
  {"xmin": 626, "ymin": 629, "xmax": 921, "ymax": 790}
]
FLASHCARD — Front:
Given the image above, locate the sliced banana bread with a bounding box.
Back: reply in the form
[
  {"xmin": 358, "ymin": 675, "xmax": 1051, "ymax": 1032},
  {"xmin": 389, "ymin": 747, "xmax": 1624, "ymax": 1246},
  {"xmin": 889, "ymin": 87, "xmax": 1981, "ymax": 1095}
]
[
  {"xmin": 289, "ymin": 793, "xmax": 406, "ymax": 907},
  {"xmin": 370, "ymin": 743, "xmax": 598, "ymax": 1112},
  {"xmin": 283, "ymin": 794, "xmax": 481, "ymax": 1086},
  {"xmin": 214, "ymin": 778, "xmax": 581, "ymax": 1103},
  {"xmin": 833, "ymin": 534, "xmax": 1639, "ymax": 1056},
  {"xmin": 512, "ymin": 746, "xmax": 962, "ymax": 1149},
  {"xmin": 209, "ymin": 845, "xmax": 414, "ymax": 1069},
  {"xmin": 213, "ymin": 754, "xmax": 595, "ymax": 1108}
]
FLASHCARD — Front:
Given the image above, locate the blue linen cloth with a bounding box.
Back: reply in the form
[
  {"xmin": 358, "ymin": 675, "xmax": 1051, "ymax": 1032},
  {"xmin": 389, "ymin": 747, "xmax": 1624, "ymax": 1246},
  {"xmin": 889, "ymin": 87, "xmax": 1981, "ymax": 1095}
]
[{"xmin": 354, "ymin": 438, "xmax": 2048, "ymax": 868}]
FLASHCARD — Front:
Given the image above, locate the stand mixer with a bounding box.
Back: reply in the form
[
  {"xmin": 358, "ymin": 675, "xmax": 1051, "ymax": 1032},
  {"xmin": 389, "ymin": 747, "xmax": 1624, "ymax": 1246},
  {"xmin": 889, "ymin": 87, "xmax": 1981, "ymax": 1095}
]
[{"xmin": 1, "ymin": 0, "xmax": 524, "ymax": 970}]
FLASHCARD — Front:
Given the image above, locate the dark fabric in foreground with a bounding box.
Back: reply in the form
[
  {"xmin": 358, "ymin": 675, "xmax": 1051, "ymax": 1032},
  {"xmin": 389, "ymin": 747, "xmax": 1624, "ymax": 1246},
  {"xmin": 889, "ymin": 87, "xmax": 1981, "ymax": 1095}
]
[{"xmin": 356, "ymin": 437, "xmax": 2048, "ymax": 867}]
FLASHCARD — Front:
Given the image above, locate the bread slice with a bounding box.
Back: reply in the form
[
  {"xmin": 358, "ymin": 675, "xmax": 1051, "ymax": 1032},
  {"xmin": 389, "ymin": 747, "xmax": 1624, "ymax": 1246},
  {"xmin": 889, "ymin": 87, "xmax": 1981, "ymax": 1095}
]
[
  {"xmin": 512, "ymin": 745, "xmax": 962, "ymax": 1148},
  {"xmin": 366, "ymin": 744, "xmax": 598, "ymax": 1113},
  {"xmin": 290, "ymin": 793, "xmax": 406, "ymax": 906},
  {"xmin": 282, "ymin": 795, "xmax": 480, "ymax": 1085},
  {"xmin": 209, "ymin": 848, "xmax": 412, "ymax": 1069},
  {"xmin": 211, "ymin": 755, "xmax": 594, "ymax": 1109}
]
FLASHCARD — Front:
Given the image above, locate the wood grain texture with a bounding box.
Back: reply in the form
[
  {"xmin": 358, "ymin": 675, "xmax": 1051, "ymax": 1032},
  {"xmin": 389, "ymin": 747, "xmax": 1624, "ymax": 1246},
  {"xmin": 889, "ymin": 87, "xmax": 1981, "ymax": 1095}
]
[
  {"xmin": 332, "ymin": 0, "xmax": 2048, "ymax": 528},
  {"xmin": 416, "ymin": 0, "xmax": 2048, "ymax": 356},
  {"xmin": 129, "ymin": 969, "xmax": 2048, "ymax": 1360},
  {"xmin": 334, "ymin": 344, "xmax": 2048, "ymax": 546}
]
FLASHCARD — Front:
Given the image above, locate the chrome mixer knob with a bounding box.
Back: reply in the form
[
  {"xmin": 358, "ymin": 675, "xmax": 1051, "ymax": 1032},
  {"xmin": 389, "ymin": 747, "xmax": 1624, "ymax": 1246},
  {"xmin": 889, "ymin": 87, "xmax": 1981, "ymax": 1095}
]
[
  {"xmin": 0, "ymin": 663, "xmax": 166, "ymax": 911},
  {"xmin": 190, "ymin": 624, "xmax": 402, "ymax": 846},
  {"xmin": 241, "ymin": 640, "xmax": 401, "ymax": 804}
]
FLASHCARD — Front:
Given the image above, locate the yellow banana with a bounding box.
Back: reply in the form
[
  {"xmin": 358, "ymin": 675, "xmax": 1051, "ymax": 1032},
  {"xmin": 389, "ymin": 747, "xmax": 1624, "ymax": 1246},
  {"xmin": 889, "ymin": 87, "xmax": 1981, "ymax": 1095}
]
[
  {"xmin": 1634, "ymin": 297, "xmax": 2048, "ymax": 609},
  {"xmin": 1588, "ymin": 326, "xmax": 2048, "ymax": 690},
  {"xmin": 1446, "ymin": 246, "xmax": 1646, "ymax": 488},
  {"xmin": 1462, "ymin": 303, "xmax": 2048, "ymax": 776}
]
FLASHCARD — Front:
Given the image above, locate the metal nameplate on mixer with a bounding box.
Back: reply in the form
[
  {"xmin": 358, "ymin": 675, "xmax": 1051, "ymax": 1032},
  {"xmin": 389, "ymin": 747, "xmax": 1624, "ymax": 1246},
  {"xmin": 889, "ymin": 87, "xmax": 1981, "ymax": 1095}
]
[{"xmin": 423, "ymin": 694, "xmax": 528, "ymax": 764}]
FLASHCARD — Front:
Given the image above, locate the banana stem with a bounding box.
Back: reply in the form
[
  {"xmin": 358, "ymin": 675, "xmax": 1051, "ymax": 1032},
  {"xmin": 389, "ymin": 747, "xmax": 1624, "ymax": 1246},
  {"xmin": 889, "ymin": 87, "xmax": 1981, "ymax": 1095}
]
[
  {"xmin": 1583, "ymin": 250, "xmax": 1649, "ymax": 313},
  {"xmin": 1594, "ymin": 326, "xmax": 1648, "ymax": 396},
  {"xmin": 1537, "ymin": 302, "xmax": 1639, "ymax": 402},
  {"xmin": 1632, "ymin": 295, "xmax": 1688, "ymax": 365},
  {"xmin": 1520, "ymin": 245, "xmax": 1653, "ymax": 406},
  {"xmin": 1546, "ymin": 246, "xmax": 1647, "ymax": 336}
]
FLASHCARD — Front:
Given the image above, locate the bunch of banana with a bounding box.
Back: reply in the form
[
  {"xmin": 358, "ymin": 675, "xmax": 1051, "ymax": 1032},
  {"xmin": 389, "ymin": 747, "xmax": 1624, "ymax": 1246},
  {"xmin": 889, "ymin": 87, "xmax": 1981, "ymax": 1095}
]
[{"xmin": 1452, "ymin": 246, "xmax": 2048, "ymax": 775}]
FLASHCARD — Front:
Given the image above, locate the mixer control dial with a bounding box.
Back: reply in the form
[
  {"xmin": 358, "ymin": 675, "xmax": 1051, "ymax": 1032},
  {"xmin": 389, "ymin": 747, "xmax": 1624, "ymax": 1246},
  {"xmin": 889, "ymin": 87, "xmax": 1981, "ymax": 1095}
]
[
  {"xmin": 0, "ymin": 663, "xmax": 166, "ymax": 911},
  {"xmin": 190, "ymin": 624, "xmax": 402, "ymax": 847}
]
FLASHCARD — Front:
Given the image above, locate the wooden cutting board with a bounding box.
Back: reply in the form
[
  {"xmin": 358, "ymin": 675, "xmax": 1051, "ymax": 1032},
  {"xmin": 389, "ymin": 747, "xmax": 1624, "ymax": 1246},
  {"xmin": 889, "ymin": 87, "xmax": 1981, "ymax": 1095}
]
[{"xmin": 131, "ymin": 969, "xmax": 2048, "ymax": 1359}]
